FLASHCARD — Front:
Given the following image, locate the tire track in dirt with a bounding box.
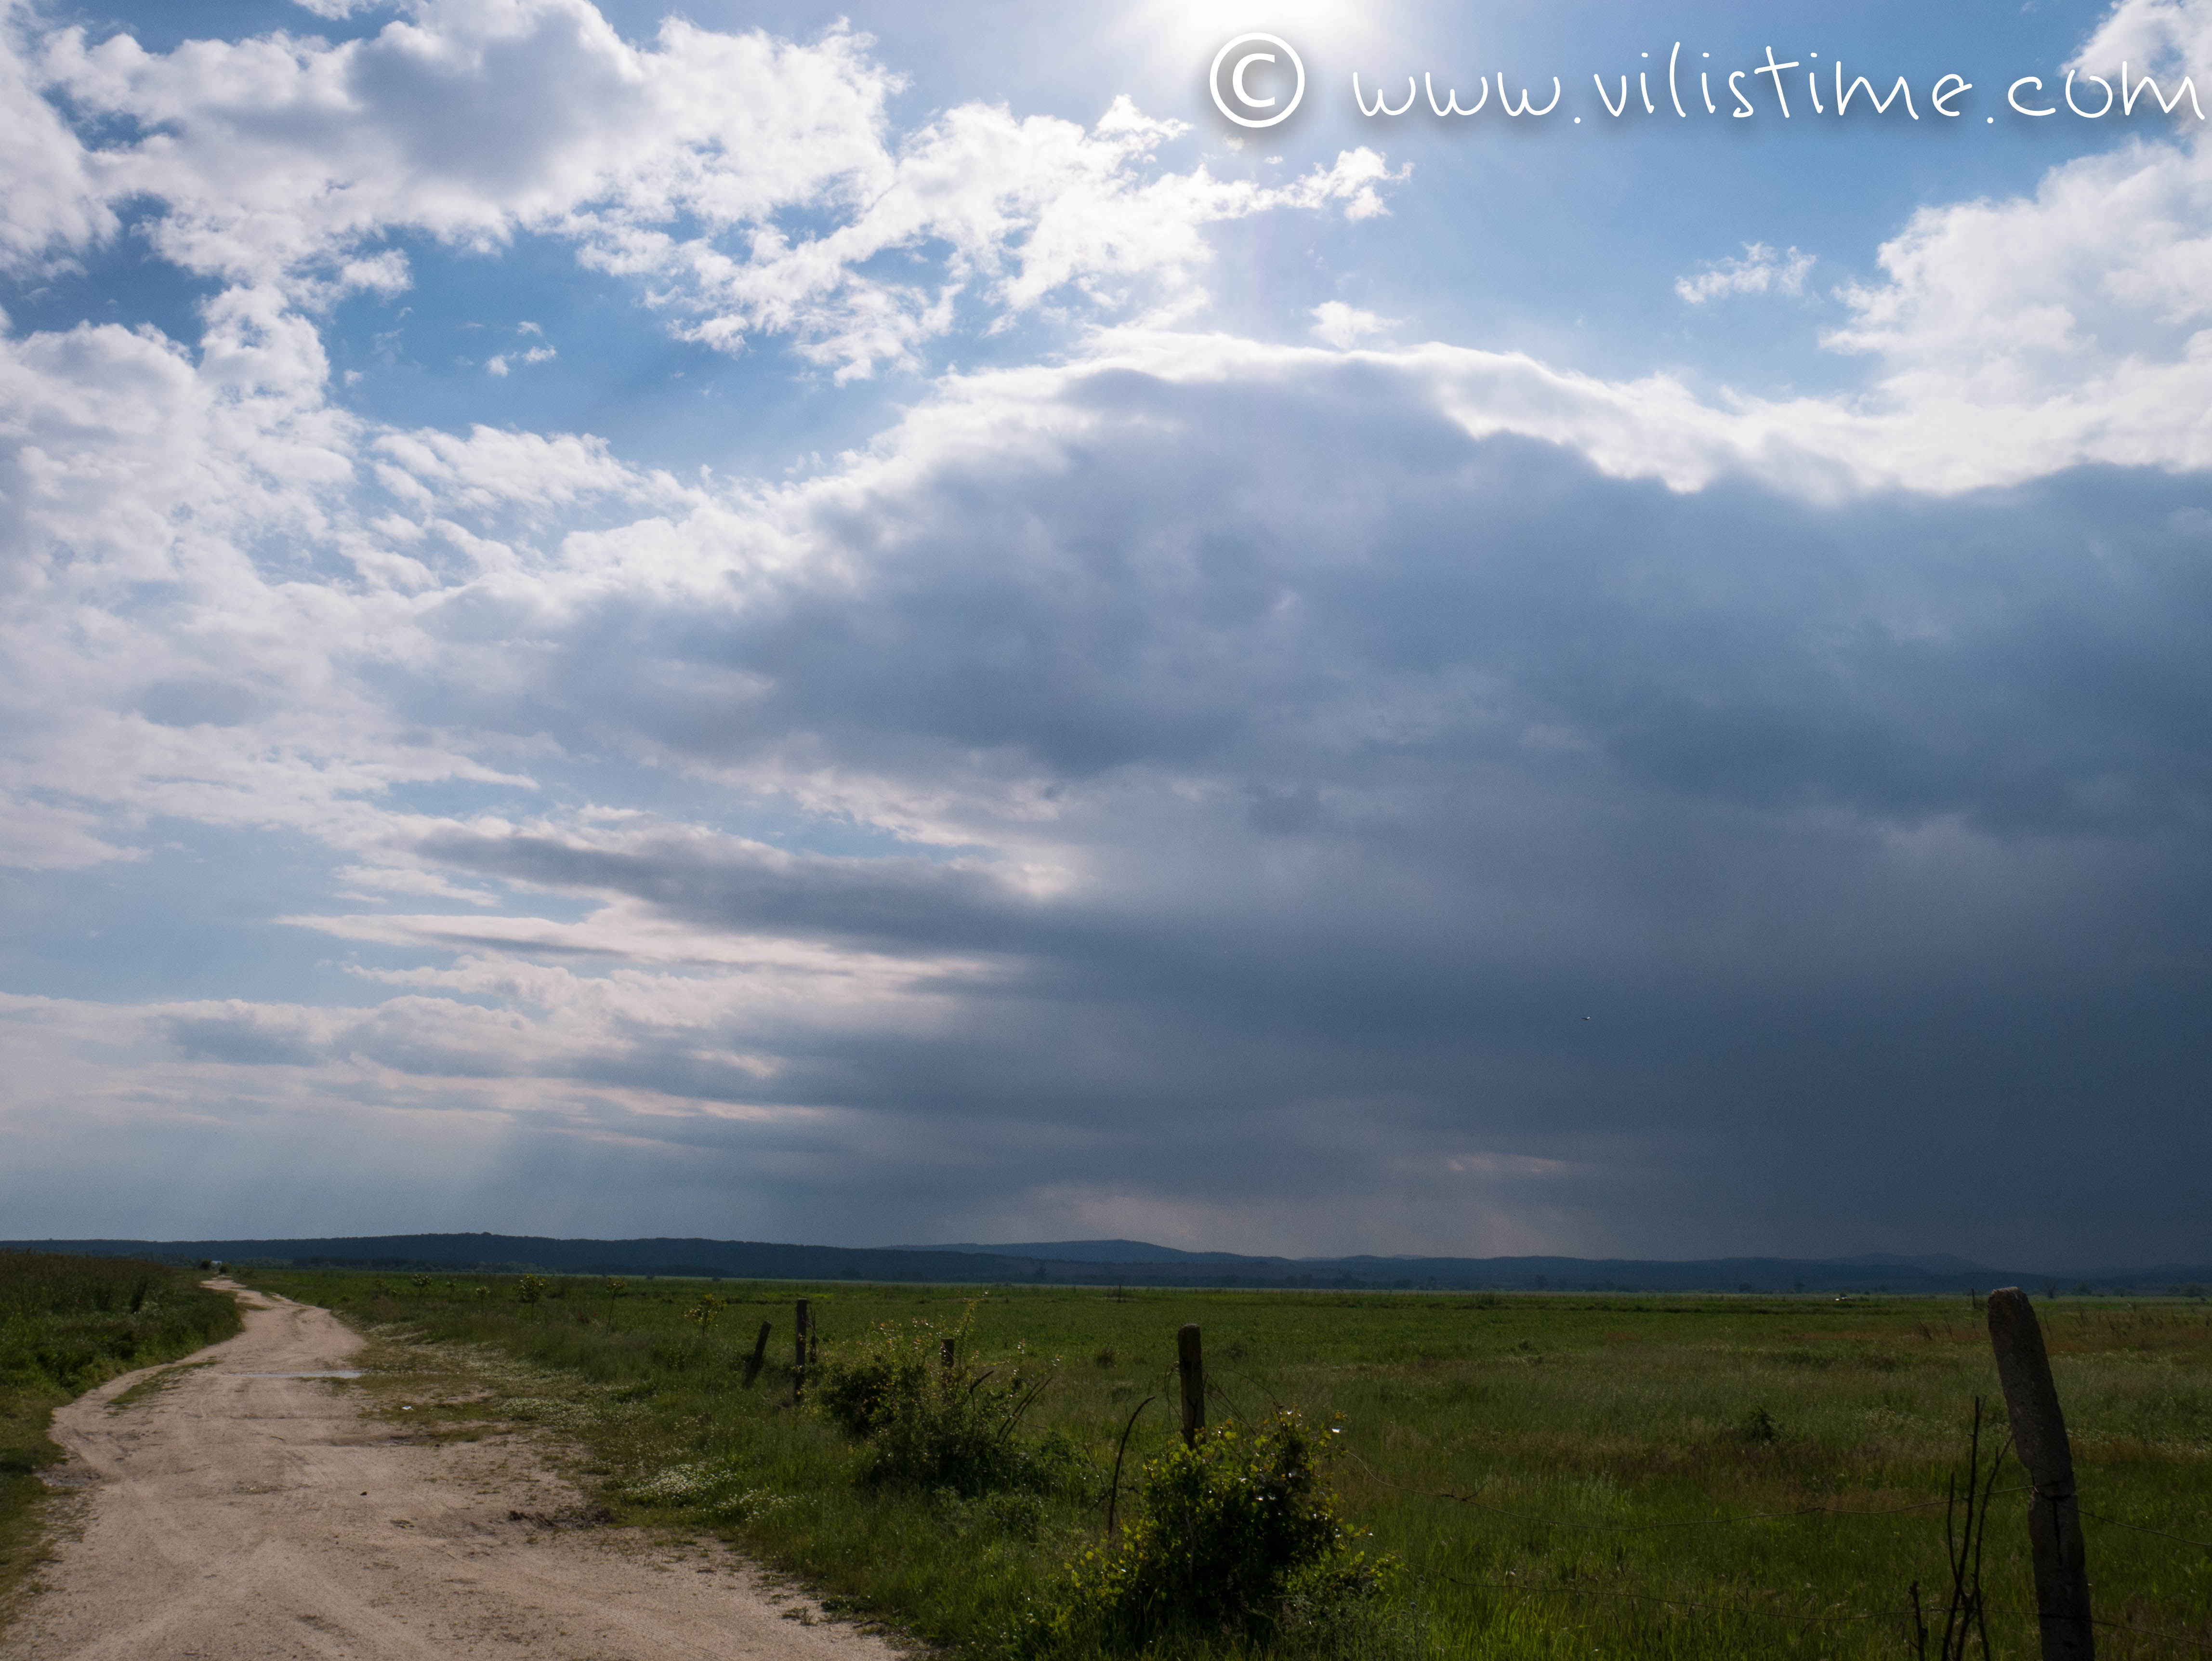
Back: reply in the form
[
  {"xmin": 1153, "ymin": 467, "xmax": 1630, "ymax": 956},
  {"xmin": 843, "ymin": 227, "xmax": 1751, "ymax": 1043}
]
[{"xmin": 11, "ymin": 1282, "xmax": 895, "ymax": 1661}]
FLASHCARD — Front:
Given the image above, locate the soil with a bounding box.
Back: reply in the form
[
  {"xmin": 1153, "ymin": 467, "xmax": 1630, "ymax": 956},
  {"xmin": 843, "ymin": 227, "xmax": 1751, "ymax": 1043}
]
[{"xmin": 10, "ymin": 1282, "xmax": 900, "ymax": 1661}]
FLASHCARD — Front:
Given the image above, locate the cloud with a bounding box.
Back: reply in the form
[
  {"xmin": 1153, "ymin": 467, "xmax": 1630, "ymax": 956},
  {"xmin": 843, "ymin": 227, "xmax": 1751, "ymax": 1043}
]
[
  {"xmin": 1814, "ymin": 94, "xmax": 2212, "ymax": 484},
  {"xmin": 10, "ymin": 313, "xmax": 2209, "ymax": 1257},
  {"xmin": 1673, "ymin": 242, "xmax": 1815, "ymax": 304},
  {"xmin": 5, "ymin": 0, "xmax": 2212, "ymax": 1262},
  {"xmin": 0, "ymin": 8, "xmax": 107, "ymax": 275},
  {"xmin": 14, "ymin": 2, "xmax": 1401, "ymax": 378},
  {"xmin": 483, "ymin": 345, "xmax": 551, "ymax": 376},
  {"xmin": 405, "ymin": 820, "xmax": 1057, "ymax": 954},
  {"xmin": 2069, "ymin": 0, "xmax": 2212, "ymax": 103},
  {"xmin": 1309, "ymin": 301, "xmax": 1397, "ymax": 346}
]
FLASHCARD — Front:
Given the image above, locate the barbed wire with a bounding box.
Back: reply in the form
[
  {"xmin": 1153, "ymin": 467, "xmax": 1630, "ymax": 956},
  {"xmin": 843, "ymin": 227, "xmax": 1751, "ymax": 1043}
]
[
  {"xmin": 1439, "ymin": 1572, "xmax": 1894, "ymax": 1628},
  {"xmin": 1139, "ymin": 1359, "xmax": 2212, "ymax": 1644},
  {"xmin": 1203, "ymin": 1370, "xmax": 1269, "ymax": 1424},
  {"xmin": 2090, "ymin": 1615, "xmax": 2212, "ymax": 1652},
  {"xmin": 2078, "ymin": 1506, "xmax": 2212, "ymax": 1555},
  {"xmin": 1446, "ymin": 1575, "xmax": 2212, "ymax": 1650},
  {"xmin": 1345, "ymin": 1448, "xmax": 2033, "ymax": 1534}
]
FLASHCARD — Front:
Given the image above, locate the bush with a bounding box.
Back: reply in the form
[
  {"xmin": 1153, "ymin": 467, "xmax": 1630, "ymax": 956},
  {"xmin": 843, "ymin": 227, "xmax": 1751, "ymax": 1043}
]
[
  {"xmin": 1019, "ymin": 1408, "xmax": 1395, "ymax": 1655},
  {"xmin": 816, "ymin": 1310, "xmax": 1078, "ymax": 1497}
]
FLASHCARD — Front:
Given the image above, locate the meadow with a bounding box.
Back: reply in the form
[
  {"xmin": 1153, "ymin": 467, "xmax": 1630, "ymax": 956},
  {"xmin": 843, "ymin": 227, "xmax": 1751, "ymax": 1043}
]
[
  {"xmin": 243, "ymin": 1269, "xmax": 2212, "ymax": 1658},
  {"xmin": 0, "ymin": 1252, "xmax": 244, "ymax": 1615}
]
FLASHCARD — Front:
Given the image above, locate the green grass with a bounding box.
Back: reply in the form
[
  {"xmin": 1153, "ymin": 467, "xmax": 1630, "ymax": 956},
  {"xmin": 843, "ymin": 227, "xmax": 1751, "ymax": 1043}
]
[
  {"xmin": 0, "ymin": 1252, "xmax": 244, "ymax": 1619},
  {"xmin": 243, "ymin": 1271, "xmax": 2212, "ymax": 1659}
]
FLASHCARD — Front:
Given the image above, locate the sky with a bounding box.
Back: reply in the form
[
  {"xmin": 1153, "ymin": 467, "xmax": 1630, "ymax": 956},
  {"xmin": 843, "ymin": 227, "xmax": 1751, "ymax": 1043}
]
[{"xmin": 2, "ymin": 0, "xmax": 2210, "ymax": 1269}]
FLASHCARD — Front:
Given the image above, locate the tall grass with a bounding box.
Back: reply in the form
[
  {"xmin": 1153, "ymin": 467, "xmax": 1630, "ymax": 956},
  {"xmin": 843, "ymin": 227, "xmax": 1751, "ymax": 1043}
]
[
  {"xmin": 248, "ymin": 1272, "xmax": 2212, "ymax": 1659},
  {"xmin": 0, "ymin": 1252, "xmax": 243, "ymax": 1617}
]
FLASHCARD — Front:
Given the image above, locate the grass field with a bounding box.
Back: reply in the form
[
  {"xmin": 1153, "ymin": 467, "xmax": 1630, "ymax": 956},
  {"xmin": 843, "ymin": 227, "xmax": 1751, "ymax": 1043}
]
[
  {"xmin": 0, "ymin": 1252, "xmax": 244, "ymax": 1620},
  {"xmin": 242, "ymin": 1269, "xmax": 2212, "ymax": 1658}
]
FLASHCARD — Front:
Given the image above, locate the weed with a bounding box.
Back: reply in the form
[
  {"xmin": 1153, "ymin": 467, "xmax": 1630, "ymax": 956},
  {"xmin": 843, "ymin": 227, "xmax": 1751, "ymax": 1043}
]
[
  {"xmin": 1019, "ymin": 1408, "xmax": 1392, "ymax": 1656},
  {"xmin": 818, "ymin": 1308, "xmax": 1076, "ymax": 1496}
]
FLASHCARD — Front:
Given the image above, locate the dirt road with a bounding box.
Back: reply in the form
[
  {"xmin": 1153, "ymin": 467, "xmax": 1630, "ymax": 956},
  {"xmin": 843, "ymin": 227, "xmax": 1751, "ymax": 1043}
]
[{"xmin": 12, "ymin": 1283, "xmax": 896, "ymax": 1661}]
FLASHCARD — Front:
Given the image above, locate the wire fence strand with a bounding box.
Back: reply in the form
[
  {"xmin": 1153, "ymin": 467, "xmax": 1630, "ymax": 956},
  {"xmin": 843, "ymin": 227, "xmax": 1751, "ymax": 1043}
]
[
  {"xmin": 1137, "ymin": 1358, "xmax": 2212, "ymax": 1647},
  {"xmin": 1441, "ymin": 1573, "xmax": 1896, "ymax": 1630},
  {"xmin": 2090, "ymin": 1615, "xmax": 2212, "ymax": 1652},
  {"xmin": 2079, "ymin": 1506, "xmax": 2212, "ymax": 1555},
  {"xmin": 1346, "ymin": 1449, "xmax": 2031, "ymax": 1535}
]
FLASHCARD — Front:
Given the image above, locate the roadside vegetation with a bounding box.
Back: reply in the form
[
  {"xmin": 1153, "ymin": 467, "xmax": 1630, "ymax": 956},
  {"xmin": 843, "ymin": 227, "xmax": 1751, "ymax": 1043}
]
[
  {"xmin": 244, "ymin": 1270, "xmax": 2212, "ymax": 1659},
  {"xmin": 0, "ymin": 1252, "xmax": 242, "ymax": 1617}
]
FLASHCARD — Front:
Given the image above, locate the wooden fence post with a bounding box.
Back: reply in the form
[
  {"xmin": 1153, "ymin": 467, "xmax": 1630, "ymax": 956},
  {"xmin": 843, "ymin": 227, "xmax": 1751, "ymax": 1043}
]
[
  {"xmin": 741, "ymin": 1320, "xmax": 772, "ymax": 1388},
  {"xmin": 1177, "ymin": 1322, "xmax": 1205, "ymax": 1448},
  {"xmin": 793, "ymin": 1298, "xmax": 811, "ymax": 1403},
  {"xmin": 1986, "ymin": 1287, "xmax": 2094, "ymax": 1660}
]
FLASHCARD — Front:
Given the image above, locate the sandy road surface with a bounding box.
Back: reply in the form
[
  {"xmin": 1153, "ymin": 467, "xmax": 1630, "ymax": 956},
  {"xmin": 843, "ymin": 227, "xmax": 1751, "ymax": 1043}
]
[{"xmin": 12, "ymin": 1283, "xmax": 896, "ymax": 1661}]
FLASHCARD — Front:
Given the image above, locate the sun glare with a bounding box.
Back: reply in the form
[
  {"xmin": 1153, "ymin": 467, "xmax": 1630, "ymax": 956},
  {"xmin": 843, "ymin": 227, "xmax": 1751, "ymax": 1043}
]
[{"xmin": 1108, "ymin": 0, "xmax": 1419, "ymax": 119}]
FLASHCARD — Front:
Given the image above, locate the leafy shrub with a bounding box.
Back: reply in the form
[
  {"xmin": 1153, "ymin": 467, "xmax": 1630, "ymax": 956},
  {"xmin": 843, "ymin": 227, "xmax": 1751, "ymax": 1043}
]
[
  {"xmin": 683, "ymin": 1292, "xmax": 724, "ymax": 1333},
  {"xmin": 817, "ymin": 1310, "xmax": 1078, "ymax": 1497},
  {"xmin": 1018, "ymin": 1408, "xmax": 1394, "ymax": 1655}
]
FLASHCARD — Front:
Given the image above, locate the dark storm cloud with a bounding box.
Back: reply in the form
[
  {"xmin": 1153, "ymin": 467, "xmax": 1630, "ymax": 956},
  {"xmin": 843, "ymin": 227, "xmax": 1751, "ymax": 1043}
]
[
  {"xmin": 347, "ymin": 353, "xmax": 2212, "ymax": 1261},
  {"xmin": 413, "ymin": 825, "xmax": 1045, "ymax": 954},
  {"xmin": 547, "ymin": 365, "xmax": 2212, "ymax": 840}
]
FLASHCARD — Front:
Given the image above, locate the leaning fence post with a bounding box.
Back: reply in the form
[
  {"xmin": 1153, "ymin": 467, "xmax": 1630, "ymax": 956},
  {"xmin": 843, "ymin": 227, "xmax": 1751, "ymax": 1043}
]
[
  {"xmin": 1987, "ymin": 1287, "xmax": 2094, "ymax": 1660},
  {"xmin": 1177, "ymin": 1323, "xmax": 1205, "ymax": 1448},
  {"xmin": 793, "ymin": 1298, "xmax": 811, "ymax": 1403},
  {"xmin": 741, "ymin": 1319, "xmax": 772, "ymax": 1388}
]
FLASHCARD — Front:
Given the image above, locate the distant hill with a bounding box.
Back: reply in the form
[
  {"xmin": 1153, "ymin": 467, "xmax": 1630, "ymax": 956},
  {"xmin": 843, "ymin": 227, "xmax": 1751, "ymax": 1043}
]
[
  {"xmin": 920, "ymin": 1239, "xmax": 1251, "ymax": 1264},
  {"xmin": 7, "ymin": 1233, "xmax": 2209, "ymax": 1296},
  {"xmin": 1824, "ymin": 1252, "xmax": 1993, "ymax": 1276}
]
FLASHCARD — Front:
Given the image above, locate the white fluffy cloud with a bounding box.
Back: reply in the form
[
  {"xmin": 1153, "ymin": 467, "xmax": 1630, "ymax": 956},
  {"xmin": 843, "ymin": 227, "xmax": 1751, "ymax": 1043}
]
[
  {"xmin": 13, "ymin": 0, "xmax": 1398, "ymax": 377},
  {"xmin": 1673, "ymin": 242, "xmax": 1814, "ymax": 305},
  {"xmin": 2071, "ymin": 0, "xmax": 2212, "ymax": 91},
  {"xmin": 0, "ymin": 1, "xmax": 110, "ymax": 272},
  {"xmin": 1805, "ymin": 0, "xmax": 2212, "ymax": 482},
  {"xmin": 1309, "ymin": 301, "xmax": 1397, "ymax": 346}
]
